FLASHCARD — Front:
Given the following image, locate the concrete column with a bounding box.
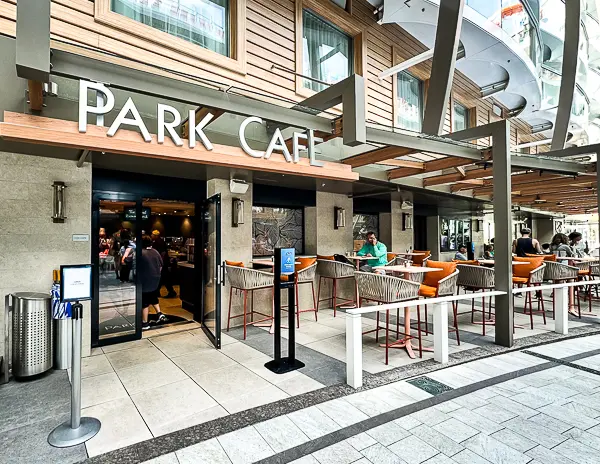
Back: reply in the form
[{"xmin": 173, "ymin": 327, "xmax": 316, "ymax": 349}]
[
  {"xmin": 206, "ymin": 178, "xmax": 253, "ymax": 331},
  {"xmin": 426, "ymin": 215, "xmax": 440, "ymax": 260},
  {"xmin": 392, "ymin": 201, "xmax": 414, "ymax": 252}
]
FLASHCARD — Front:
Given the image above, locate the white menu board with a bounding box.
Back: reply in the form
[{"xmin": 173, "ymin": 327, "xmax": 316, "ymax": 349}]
[{"xmin": 61, "ymin": 265, "xmax": 92, "ymax": 302}]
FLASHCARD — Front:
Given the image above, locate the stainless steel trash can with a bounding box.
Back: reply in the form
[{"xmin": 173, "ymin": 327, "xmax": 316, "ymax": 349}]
[
  {"xmin": 53, "ymin": 318, "xmax": 72, "ymax": 370},
  {"xmin": 5, "ymin": 292, "xmax": 53, "ymax": 378}
]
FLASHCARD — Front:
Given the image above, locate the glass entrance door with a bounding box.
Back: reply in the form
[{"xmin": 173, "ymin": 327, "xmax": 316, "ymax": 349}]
[
  {"xmin": 92, "ymin": 195, "xmax": 142, "ymax": 344},
  {"xmin": 200, "ymin": 193, "xmax": 222, "ymax": 348}
]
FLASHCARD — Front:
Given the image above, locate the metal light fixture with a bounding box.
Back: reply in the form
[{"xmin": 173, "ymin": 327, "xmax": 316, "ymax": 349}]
[
  {"xmin": 232, "ymin": 198, "xmax": 244, "ymax": 227},
  {"xmin": 402, "ymin": 212, "xmax": 413, "ymax": 231},
  {"xmin": 334, "ymin": 207, "xmax": 346, "ymax": 229},
  {"xmin": 52, "ymin": 181, "xmax": 67, "ymax": 223}
]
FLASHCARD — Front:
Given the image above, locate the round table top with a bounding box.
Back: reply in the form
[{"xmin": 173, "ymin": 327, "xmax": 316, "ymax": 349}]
[
  {"xmin": 374, "ymin": 265, "xmax": 443, "ymax": 273},
  {"xmin": 477, "ymin": 260, "xmax": 528, "ymax": 265}
]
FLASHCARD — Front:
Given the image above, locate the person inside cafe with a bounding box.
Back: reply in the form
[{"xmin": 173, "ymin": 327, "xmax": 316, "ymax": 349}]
[
  {"xmin": 139, "ymin": 235, "xmax": 168, "ymax": 330},
  {"xmin": 542, "ymin": 243, "xmax": 551, "ymax": 254},
  {"xmin": 119, "ymin": 229, "xmax": 136, "ymax": 283},
  {"xmin": 513, "ymin": 227, "xmax": 542, "ymax": 257},
  {"xmin": 455, "ymin": 244, "xmax": 468, "ymax": 261},
  {"xmin": 152, "ymin": 230, "xmax": 177, "ymax": 298},
  {"xmin": 550, "ymin": 233, "xmax": 574, "ymax": 257},
  {"xmin": 356, "ymin": 231, "xmax": 387, "ymax": 274},
  {"xmin": 99, "ymin": 228, "xmax": 111, "ymax": 255},
  {"xmin": 569, "ymin": 232, "xmax": 588, "ymax": 258},
  {"xmin": 483, "ymin": 243, "xmax": 494, "ymax": 259}
]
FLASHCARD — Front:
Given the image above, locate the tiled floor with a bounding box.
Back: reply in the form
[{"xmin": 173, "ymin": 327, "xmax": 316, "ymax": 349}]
[{"xmin": 140, "ymin": 333, "xmax": 600, "ymax": 464}]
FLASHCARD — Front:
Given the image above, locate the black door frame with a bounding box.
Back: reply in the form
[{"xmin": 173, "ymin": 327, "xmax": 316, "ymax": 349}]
[{"xmin": 91, "ymin": 169, "xmax": 206, "ymax": 348}]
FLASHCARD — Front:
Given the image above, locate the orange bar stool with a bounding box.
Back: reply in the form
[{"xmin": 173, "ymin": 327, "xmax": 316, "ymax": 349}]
[
  {"xmin": 512, "ymin": 257, "xmax": 546, "ymax": 329},
  {"xmin": 225, "ymin": 265, "xmax": 274, "ymax": 340},
  {"xmin": 282, "ymin": 257, "xmax": 318, "ymax": 327},
  {"xmin": 412, "ymin": 250, "xmax": 431, "ymax": 267},
  {"xmin": 456, "ymin": 264, "xmax": 495, "ymax": 335},
  {"xmin": 316, "ymin": 258, "xmax": 356, "ymax": 316},
  {"xmin": 417, "ymin": 261, "xmax": 460, "ymax": 344}
]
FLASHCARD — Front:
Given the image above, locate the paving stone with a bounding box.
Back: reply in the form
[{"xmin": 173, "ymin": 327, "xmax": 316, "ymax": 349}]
[
  {"xmin": 490, "ymin": 429, "xmax": 537, "ymax": 453},
  {"xmin": 409, "ymin": 408, "xmax": 451, "ymax": 426},
  {"xmin": 448, "ymin": 409, "xmax": 503, "ymax": 435},
  {"xmin": 388, "ymin": 435, "xmax": 440, "ymax": 464},
  {"xmin": 312, "ymin": 442, "xmax": 362, "ymax": 464},
  {"xmin": 432, "ymin": 418, "xmax": 479, "ymax": 443},
  {"xmin": 503, "ymin": 416, "xmax": 568, "ymax": 449},
  {"xmin": 472, "ymin": 404, "xmax": 518, "ymax": 424},
  {"xmin": 422, "ymin": 455, "xmax": 456, "ymax": 464},
  {"xmin": 525, "ymin": 445, "xmax": 577, "ymax": 464},
  {"xmin": 452, "ymin": 449, "xmax": 493, "ymax": 464},
  {"xmin": 510, "ymin": 389, "xmax": 557, "ymax": 409},
  {"xmin": 394, "ymin": 416, "xmax": 423, "ymax": 430},
  {"xmin": 363, "ymin": 419, "xmax": 409, "ymax": 446},
  {"xmin": 346, "ymin": 433, "xmax": 378, "ymax": 451},
  {"xmin": 527, "ymin": 413, "xmax": 574, "ymax": 434},
  {"xmin": 486, "ymin": 396, "xmax": 538, "ymax": 419},
  {"xmin": 552, "ymin": 439, "xmax": 600, "ymax": 464},
  {"xmin": 434, "ymin": 401, "xmax": 462, "ymax": 414},
  {"xmin": 411, "ymin": 424, "xmax": 465, "ymax": 457},
  {"xmin": 451, "ymin": 393, "xmax": 489, "ymax": 411},
  {"xmin": 361, "ymin": 443, "xmax": 406, "ymax": 464},
  {"xmin": 563, "ymin": 428, "xmax": 600, "ymax": 452},
  {"xmin": 462, "ymin": 434, "xmax": 531, "ymax": 464},
  {"xmin": 537, "ymin": 404, "xmax": 600, "ymax": 430},
  {"xmin": 553, "ymin": 400, "xmax": 600, "ymax": 420}
]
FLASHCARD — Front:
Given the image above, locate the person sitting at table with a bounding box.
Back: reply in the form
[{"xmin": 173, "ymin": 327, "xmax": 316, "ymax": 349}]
[
  {"xmin": 513, "ymin": 227, "xmax": 542, "ymax": 257},
  {"xmin": 454, "ymin": 244, "xmax": 468, "ymax": 261},
  {"xmin": 550, "ymin": 233, "xmax": 574, "ymax": 257},
  {"xmin": 569, "ymin": 232, "xmax": 588, "ymax": 258},
  {"xmin": 483, "ymin": 244, "xmax": 494, "ymax": 259},
  {"xmin": 356, "ymin": 231, "xmax": 387, "ymax": 274}
]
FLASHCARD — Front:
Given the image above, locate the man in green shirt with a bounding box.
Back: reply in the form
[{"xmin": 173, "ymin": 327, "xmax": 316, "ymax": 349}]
[{"xmin": 356, "ymin": 231, "xmax": 388, "ymax": 274}]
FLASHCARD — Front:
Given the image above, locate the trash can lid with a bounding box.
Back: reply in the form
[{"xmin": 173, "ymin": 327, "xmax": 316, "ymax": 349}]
[{"xmin": 12, "ymin": 292, "xmax": 51, "ymax": 300}]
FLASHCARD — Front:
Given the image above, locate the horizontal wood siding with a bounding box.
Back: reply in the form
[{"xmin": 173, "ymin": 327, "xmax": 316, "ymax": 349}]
[{"xmin": 0, "ymin": 0, "xmax": 540, "ymax": 143}]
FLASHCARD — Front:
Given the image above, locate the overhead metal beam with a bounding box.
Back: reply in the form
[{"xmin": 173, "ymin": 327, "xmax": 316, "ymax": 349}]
[
  {"xmin": 76, "ymin": 149, "xmax": 91, "ymax": 168},
  {"xmin": 544, "ymin": 143, "xmax": 600, "ymax": 159},
  {"xmin": 16, "ymin": 0, "xmax": 51, "ymax": 82},
  {"xmin": 50, "ymin": 49, "xmax": 333, "ymax": 134},
  {"xmin": 421, "ymin": 0, "xmax": 465, "ymax": 135},
  {"xmin": 292, "ymin": 74, "xmax": 366, "ymax": 146},
  {"xmin": 551, "ymin": 0, "xmax": 581, "ymax": 150}
]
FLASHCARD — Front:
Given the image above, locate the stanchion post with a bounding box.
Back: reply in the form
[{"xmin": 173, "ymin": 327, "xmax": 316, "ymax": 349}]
[
  {"xmin": 555, "ymin": 286, "xmax": 569, "ymax": 335},
  {"xmin": 273, "ymin": 248, "xmax": 282, "ymax": 362}
]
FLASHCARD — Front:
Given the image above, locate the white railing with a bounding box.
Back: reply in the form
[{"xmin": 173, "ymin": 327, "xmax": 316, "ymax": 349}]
[{"xmin": 345, "ymin": 279, "xmax": 600, "ymax": 388}]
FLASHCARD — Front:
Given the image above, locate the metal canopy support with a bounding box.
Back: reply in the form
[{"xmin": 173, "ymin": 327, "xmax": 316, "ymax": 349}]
[
  {"xmin": 544, "ymin": 143, "xmax": 600, "ymax": 159},
  {"xmin": 293, "ymin": 75, "xmax": 366, "ymax": 146},
  {"xmin": 551, "ymin": 0, "xmax": 581, "ymax": 151},
  {"xmin": 76, "ymin": 149, "xmax": 91, "ymax": 168},
  {"xmin": 491, "ymin": 120, "xmax": 513, "ymax": 347},
  {"xmin": 50, "ymin": 49, "xmax": 333, "ymax": 134},
  {"xmin": 422, "ymin": 0, "xmax": 465, "ymax": 135},
  {"xmin": 15, "ymin": 0, "xmax": 51, "ymax": 82}
]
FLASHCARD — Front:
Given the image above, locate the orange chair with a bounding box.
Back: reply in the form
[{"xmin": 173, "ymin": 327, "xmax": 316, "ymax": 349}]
[
  {"xmin": 412, "ymin": 250, "xmax": 431, "ymax": 267},
  {"xmin": 225, "ymin": 260, "xmax": 245, "ymax": 267},
  {"xmin": 513, "ymin": 257, "xmax": 546, "ymax": 329},
  {"xmin": 387, "ymin": 253, "xmax": 398, "ymax": 265},
  {"xmin": 417, "ymin": 261, "xmax": 460, "ymax": 344},
  {"xmin": 452, "ymin": 260, "xmax": 481, "ymax": 266},
  {"xmin": 525, "ymin": 254, "xmax": 556, "ymax": 262},
  {"xmin": 282, "ymin": 257, "xmax": 318, "ymax": 327}
]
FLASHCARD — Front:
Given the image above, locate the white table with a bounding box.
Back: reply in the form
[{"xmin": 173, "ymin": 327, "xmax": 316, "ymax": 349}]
[
  {"xmin": 477, "ymin": 260, "xmax": 528, "ymax": 266},
  {"xmin": 395, "ymin": 252, "xmax": 428, "ymax": 257},
  {"xmin": 555, "ymin": 257, "xmax": 597, "ymax": 262},
  {"xmin": 251, "ymin": 259, "xmax": 301, "ymax": 267}
]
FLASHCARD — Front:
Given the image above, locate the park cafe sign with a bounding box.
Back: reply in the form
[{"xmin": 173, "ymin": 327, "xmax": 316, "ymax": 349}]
[{"xmin": 78, "ymin": 80, "xmax": 324, "ymax": 167}]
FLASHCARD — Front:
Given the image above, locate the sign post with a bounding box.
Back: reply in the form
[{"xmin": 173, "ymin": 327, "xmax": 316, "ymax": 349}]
[
  {"xmin": 265, "ymin": 248, "xmax": 305, "ymax": 374},
  {"xmin": 48, "ymin": 264, "xmax": 101, "ymax": 448}
]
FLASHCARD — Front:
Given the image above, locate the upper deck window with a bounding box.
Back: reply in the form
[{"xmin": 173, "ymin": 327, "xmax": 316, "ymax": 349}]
[
  {"xmin": 397, "ymin": 71, "xmax": 423, "ymax": 132},
  {"xmin": 111, "ymin": 0, "xmax": 229, "ymax": 56},
  {"xmin": 453, "ymin": 102, "xmax": 469, "ymax": 132}
]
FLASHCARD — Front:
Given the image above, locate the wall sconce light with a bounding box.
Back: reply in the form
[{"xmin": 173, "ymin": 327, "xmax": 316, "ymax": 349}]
[
  {"xmin": 473, "ymin": 219, "xmax": 484, "ymax": 232},
  {"xmin": 232, "ymin": 198, "xmax": 244, "ymax": 227},
  {"xmin": 402, "ymin": 212, "xmax": 412, "ymax": 231},
  {"xmin": 52, "ymin": 181, "xmax": 67, "ymax": 223},
  {"xmin": 334, "ymin": 207, "xmax": 346, "ymax": 229}
]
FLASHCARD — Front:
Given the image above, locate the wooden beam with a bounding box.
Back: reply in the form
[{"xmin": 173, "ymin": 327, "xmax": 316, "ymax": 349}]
[
  {"xmin": 0, "ymin": 112, "xmax": 359, "ymax": 182},
  {"xmin": 181, "ymin": 107, "xmax": 225, "ymax": 138},
  {"xmin": 450, "ymin": 179, "xmax": 485, "ymax": 192},
  {"xmin": 343, "ymin": 146, "xmax": 417, "ymax": 168},
  {"xmin": 454, "ymin": 165, "xmax": 466, "ymax": 177},
  {"xmin": 27, "ymin": 80, "xmax": 43, "ymax": 111},
  {"xmin": 387, "ymin": 156, "xmax": 478, "ymax": 180},
  {"xmin": 423, "ymin": 167, "xmax": 492, "ymax": 187},
  {"xmin": 474, "ymin": 178, "xmax": 597, "ymax": 196},
  {"xmin": 375, "ymin": 159, "xmax": 425, "ymax": 169}
]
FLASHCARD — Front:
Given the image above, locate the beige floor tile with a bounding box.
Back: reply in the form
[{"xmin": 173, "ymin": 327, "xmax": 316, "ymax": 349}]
[
  {"xmin": 150, "ymin": 331, "xmax": 213, "ymax": 358},
  {"xmin": 220, "ymin": 383, "xmax": 289, "ymax": 414},
  {"xmin": 81, "ymin": 354, "xmax": 114, "ymax": 378},
  {"xmin": 81, "ymin": 372, "xmax": 128, "ymax": 409},
  {"xmin": 176, "ymin": 438, "xmax": 232, "ymax": 464},
  {"xmin": 154, "ymin": 405, "xmax": 229, "ymax": 437},
  {"xmin": 276, "ymin": 374, "xmax": 325, "ymax": 396},
  {"xmin": 102, "ymin": 338, "xmax": 153, "ymax": 353},
  {"xmin": 191, "ymin": 364, "xmax": 274, "ymax": 404},
  {"xmin": 218, "ymin": 427, "xmax": 275, "ymax": 464},
  {"xmin": 106, "ymin": 344, "xmax": 168, "ymax": 371},
  {"xmin": 240, "ymin": 356, "xmax": 303, "ymax": 385},
  {"xmin": 141, "ymin": 453, "xmax": 180, "ymax": 464},
  {"xmin": 220, "ymin": 342, "xmax": 271, "ymax": 364},
  {"xmin": 172, "ymin": 349, "xmax": 237, "ymax": 377},
  {"xmin": 116, "ymin": 359, "xmax": 188, "ymax": 395},
  {"xmin": 220, "ymin": 333, "xmax": 238, "ymax": 346},
  {"xmin": 132, "ymin": 378, "xmax": 219, "ymax": 436},
  {"xmin": 83, "ymin": 397, "xmax": 152, "ymax": 458},
  {"xmin": 89, "ymin": 347, "xmax": 104, "ymax": 357}
]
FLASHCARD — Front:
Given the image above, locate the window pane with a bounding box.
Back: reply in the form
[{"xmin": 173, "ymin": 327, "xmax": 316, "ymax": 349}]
[
  {"xmin": 352, "ymin": 214, "xmax": 379, "ymax": 241},
  {"xmin": 453, "ymin": 102, "xmax": 468, "ymax": 132},
  {"xmin": 302, "ymin": 10, "xmax": 353, "ymax": 92},
  {"xmin": 397, "ymin": 71, "xmax": 423, "ymax": 132},
  {"xmin": 252, "ymin": 206, "xmax": 304, "ymax": 256},
  {"xmin": 111, "ymin": 0, "xmax": 229, "ymax": 56}
]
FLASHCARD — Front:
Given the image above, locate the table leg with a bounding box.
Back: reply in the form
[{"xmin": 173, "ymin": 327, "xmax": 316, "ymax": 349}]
[{"xmin": 382, "ymin": 307, "xmax": 433, "ymax": 359}]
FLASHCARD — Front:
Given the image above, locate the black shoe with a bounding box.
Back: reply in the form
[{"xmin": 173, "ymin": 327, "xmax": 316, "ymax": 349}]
[
  {"xmin": 165, "ymin": 292, "xmax": 178, "ymax": 299},
  {"xmin": 157, "ymin": 313, "xmax": 169, "ymax": 322},
  {"xmin": 142, "ymin": 322, "xmax": 150, "ymax": 330}
]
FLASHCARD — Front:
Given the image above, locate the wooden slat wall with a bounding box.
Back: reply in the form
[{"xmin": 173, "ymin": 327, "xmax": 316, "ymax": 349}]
[{"xmin": 0, "ymin": 0, "xmax": 542, "ymax": 143}]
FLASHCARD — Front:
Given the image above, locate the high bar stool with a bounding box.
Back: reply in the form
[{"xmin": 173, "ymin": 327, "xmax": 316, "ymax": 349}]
[
  {"xmin": 316, "ymin": 259, "xmax": 356, "ymax": 316},
  {"xmin": 282, "ymin": 257, "xmax": 318, "ymax": 327}
]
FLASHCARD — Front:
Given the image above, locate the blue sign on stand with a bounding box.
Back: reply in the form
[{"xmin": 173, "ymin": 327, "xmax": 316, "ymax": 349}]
[{"xmin": 281, "ymin": 248, "xmax": 296, "ymax": 274}]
